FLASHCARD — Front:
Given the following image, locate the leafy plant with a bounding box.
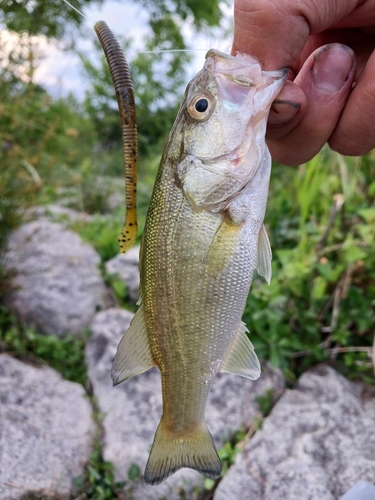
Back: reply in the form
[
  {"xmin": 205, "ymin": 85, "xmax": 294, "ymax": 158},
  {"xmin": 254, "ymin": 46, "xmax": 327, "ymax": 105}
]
[
  {"xmin": 69, "ymin": 215, "xmax": 124, "ymax": 262},
  {"xmin": 256, "ymin": 389, "xmax": 275, "ymax": 417},
  {"xmin": 127, "ymin": 463, "xmax": 142, "ymax": 482},
  {"xmin": 74, "ymin": 449, "xmax": 126, "ymax": 500},
  {"xmin": 73, "ymin": 390, "xmax": 133, "ymax": 500},
  {"xmin": 244, "ymin": 149, "xmax": 375, "ymax": 382},
  {"xmin": 0, "ymin": 307, "xmax": 87, "ymax": 384}
]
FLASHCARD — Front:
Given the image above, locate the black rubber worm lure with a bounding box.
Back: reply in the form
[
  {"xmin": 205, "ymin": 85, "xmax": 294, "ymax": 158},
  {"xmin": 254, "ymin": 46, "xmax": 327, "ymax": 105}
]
[{"xmin": 94, "ymin": 21, "xmax": 138, "ymax": 253}]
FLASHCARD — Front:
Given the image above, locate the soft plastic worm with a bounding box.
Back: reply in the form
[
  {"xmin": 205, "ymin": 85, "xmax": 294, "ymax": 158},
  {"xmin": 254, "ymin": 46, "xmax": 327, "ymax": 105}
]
[{"xmin": 94, "ymin": 21, "xmax": 138, "ymax": 253}]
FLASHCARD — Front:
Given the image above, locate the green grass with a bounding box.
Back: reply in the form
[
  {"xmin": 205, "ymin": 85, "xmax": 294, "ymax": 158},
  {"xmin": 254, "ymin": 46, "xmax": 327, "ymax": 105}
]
[
  {"xmin": 74, "ymin": 449, "xmax": 127, "ymax": 500},
  {"xmin": 0, "ymin": 307, "xmax": 87, "ymax": 384}
]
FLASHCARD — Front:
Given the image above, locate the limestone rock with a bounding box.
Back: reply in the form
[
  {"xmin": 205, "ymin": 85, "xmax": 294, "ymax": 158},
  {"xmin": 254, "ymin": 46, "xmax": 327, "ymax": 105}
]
[
  {"xmin": 214, "ymin": 365, "xmax": 375, "ymax": 500},
  {"xmin": 3, "ymin": 220, "xmax": 109, "ymax": 337},
  {"xmin": 105, "ymin": 246, "xmax": 140, "ymax": 304},
  {"xmin": 85, "ymin": 308, "xmax": 285, "ymax": 500},
  {"xmin": 0, "ymin": 354, "xmax": 94, "ymax": 499}
]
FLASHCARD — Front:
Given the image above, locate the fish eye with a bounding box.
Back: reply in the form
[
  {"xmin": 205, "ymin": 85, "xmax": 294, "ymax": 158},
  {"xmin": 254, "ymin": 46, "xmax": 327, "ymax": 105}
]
[
  {"xmin": 195, "ymin": 98, "xmax": 208, "ymax": 113},
  {"xmin": 187, "ymin": 93, "xmax": 215, "ymax": 121}
]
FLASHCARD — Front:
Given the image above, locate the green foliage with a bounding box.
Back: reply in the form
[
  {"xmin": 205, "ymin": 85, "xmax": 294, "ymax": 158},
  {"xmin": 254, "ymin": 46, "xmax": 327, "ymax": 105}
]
[
  {"xmin": 104, "ymin": 272, "xmax": 138, "ymax": 312},
  {"xmin": 0, "ymin": 55, "xmax": 97, "ymax": 221},
  {"xmin": 0, "ymin": 307, "xmax": 87, "ymax": 384},
  {"xmin": 244, "ymin": 149, "xmax": 375, "ymax": 382},
  {"xmin": 139, "ymin": 0, "xmax": 224, "ymax": 28},
  {"xmin": 0, "ymin": 67, "xmax": 103, "ymax": 304},
  {"xmin": 256, "ymin": 389, "xmax": 274, "ymax": 417},
  {"xmin": 0, "ymin": 0, "xmax": 104, "ymax": 38},
  {"xmin": 73, "ymin": 393, "xmax": 130, "ymax": 500},
  {"xmin": 74, "ymin": 449, "xmax": 126, "ymax": 499},
  {"xmin": 108, "ymin": 274, "xmax": 128, "ymax": 304},
  {"xmin": 70, "ymin": 214, "xmax": 123, "ymax": 262},
  {"xmin": 67, "ymin": 151, "xmax": 160, "ymax": 263},
  {"xmin": 217, "ymin": 428, "xmax": 247, "ymax": 474},
  {"xmin": 0, "ymin": 0, "xmax": 223, "ymax": 40},
  {"xmin": 127, "ymin": 463, "xmax": 142, "ymax": 482}
]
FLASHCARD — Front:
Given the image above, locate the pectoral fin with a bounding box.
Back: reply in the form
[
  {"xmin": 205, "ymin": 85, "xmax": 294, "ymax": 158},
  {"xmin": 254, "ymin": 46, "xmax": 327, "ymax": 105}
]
[
  {"xmin": 256, "ymin": 224, "xmax": 272, "ymax": 285},
  {"xmin": 111, "ymin": 305, "xmax": 154, "ymax": 385},
  {"xmin": 220, "ymin": 322, "xmax": 260, "ymax": 380},
  {"xmin": 207, "ymin": 216, "xmax": 242, "ymax": 276}
]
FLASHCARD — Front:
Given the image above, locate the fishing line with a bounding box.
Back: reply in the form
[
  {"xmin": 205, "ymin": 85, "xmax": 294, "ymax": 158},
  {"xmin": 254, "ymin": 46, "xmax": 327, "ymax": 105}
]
[
  {"xmin": 135, "ymin": 49, "xmax": 208, "ymax": 55},
  {"xmin": 61, "ymin": 0, "xmax": 91, "ymax": 22}
]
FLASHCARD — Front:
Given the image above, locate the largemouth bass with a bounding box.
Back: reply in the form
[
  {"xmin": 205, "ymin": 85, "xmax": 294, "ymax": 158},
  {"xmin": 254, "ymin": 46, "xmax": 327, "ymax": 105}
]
[{"xmin": 112, "ymin": 49, "xmax": 287, "ymax": 485}]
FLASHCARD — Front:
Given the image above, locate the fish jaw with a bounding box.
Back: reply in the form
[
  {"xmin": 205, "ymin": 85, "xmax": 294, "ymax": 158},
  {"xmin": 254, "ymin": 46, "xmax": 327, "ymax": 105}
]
[{"xmin": 176, "ymin": 50, "xmax": 287, "ymax": 212}]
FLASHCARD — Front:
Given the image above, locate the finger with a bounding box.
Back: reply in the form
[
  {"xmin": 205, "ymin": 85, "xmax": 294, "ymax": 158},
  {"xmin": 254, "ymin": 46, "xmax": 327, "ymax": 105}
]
[
  {"xmin": 329, "ymin": 48, "xmax": 375, "ymax": 155},
  {"xmin": 232, "ymin": 0, "xmax": 367, "ymax": 69},
  {"xmin": 267, "ymin": 44, "xmax": 356, "ymax": 166},
  {"xmin": 267, "ymin": 80, "xmax": 307, "ymax": 139},
  {"xmin": 232, "ymin": 0, "xmax": 308, "ymax": 68}
]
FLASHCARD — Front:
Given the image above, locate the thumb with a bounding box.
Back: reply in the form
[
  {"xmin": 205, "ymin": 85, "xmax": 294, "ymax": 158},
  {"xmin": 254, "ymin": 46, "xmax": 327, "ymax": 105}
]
[{"xmin": 232, "ymin": 0, "xmax": 364, "ymax": 69}]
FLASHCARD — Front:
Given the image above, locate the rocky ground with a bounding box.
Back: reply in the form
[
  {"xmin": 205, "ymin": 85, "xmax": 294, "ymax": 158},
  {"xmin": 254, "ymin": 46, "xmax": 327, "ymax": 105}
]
[{"xmin": 1, "ymin": 209, "xmax": 375, "ymax": 499}]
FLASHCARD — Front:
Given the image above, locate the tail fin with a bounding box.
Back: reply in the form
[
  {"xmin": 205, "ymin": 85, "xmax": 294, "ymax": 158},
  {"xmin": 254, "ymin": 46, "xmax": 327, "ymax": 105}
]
[{"xmin": 144, "ymin": 418, "xmax": 222, "ymax": 485}]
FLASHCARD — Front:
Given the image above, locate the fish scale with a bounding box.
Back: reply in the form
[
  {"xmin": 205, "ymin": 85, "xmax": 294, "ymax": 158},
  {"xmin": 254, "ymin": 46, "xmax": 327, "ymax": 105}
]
[{"xmin": 112, "ymin": 48, "xmax": 287, "ymax": 485}]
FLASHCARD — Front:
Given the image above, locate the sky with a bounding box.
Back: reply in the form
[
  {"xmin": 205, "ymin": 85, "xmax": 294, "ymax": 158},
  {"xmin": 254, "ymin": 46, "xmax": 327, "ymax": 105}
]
[
  {"xmin": 34, "ymin": 1, "xmax": 150, "ymax": 98},
  {"xmin": 31, "ymin": 0, "xmax": 233, "ymax": 100}
]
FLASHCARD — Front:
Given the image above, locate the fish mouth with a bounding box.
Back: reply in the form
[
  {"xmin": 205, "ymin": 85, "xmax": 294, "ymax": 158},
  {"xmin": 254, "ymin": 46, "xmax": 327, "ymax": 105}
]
[
  {"xmin": 205, "ymin": 49, "xmax": 288, "ymax": 95},
  {"xmin": 200, "ymin": 49, "xmax": 287, "ymax": 169}
]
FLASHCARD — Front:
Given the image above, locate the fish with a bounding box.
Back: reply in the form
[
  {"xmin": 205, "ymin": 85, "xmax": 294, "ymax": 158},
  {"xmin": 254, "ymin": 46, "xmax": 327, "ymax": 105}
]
[{"xmin": 112, "ymin": 49, "xmax": 287, "ymax": 485}]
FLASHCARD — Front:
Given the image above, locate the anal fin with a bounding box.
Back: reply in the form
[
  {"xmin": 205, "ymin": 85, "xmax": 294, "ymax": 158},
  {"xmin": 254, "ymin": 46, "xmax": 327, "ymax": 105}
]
[
  {"xmin": 111, "ymin": 305, "xmax": 154, "ymax": 385},
  {"xmin": 220, "ymin": 322, "xmax": 261, "ymax": 380}
]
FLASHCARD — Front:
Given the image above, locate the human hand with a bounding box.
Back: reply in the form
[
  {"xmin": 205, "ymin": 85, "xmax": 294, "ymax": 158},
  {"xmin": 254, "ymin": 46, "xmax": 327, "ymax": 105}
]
[{"xmin": 232, "ymin": 0, "xmax": 375, "ymax": 165}]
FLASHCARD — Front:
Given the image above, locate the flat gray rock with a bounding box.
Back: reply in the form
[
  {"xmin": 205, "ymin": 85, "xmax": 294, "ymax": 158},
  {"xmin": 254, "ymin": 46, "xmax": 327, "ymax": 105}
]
[
  {"xmin": 214, "ymin": 365, "xmax": 375, "ymax": 500},
  {"xmin": 3, "ymin": 220, "xmax": 109, "ymax": 337},
  {"xmin": 0, "ymin": 354, "xmax": 94, "ymax": 499},
  {"xmin": 86, "ymin": 308, "xmax": 285, "ymax": 500},
  {"xmin": 105, "ymin": 246, "xmax": 140, "ymax": 304}
]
